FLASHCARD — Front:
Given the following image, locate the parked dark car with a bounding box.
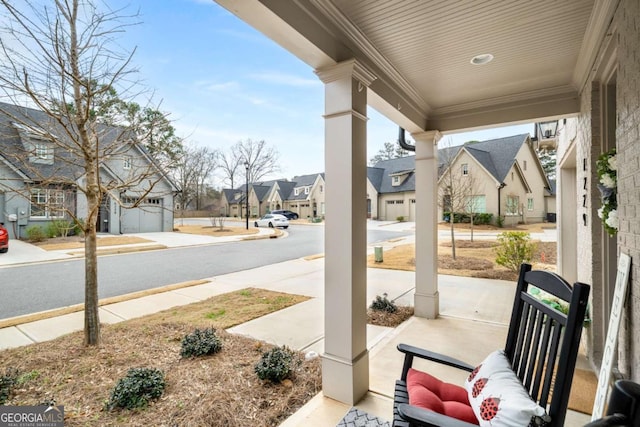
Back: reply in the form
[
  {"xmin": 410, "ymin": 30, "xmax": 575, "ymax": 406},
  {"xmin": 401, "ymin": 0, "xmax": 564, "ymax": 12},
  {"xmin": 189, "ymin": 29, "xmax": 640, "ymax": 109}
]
[
  {"xmin": 270, "ymin": 210, "xmax": 299, "ymax": 220},
  {"xmin": 0, "ymin": 222, "xmax": 8, "ymax": 253}
]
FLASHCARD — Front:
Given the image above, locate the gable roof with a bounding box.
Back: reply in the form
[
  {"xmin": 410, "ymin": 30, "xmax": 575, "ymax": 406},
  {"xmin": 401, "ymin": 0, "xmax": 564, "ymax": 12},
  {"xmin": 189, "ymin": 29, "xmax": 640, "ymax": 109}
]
[
  {"xmin": 251, "ymin": 184, "xmax": 271, "ymax": 201},
  {"xmin": 0, "ymin": 101, "xmax": 177, "ymax": 190},
  {"xmin": 372, "ymin": 134, "xmax": 533, "ymax": 194},
  {"xmin": 276, "ymin": 181, "xmax": 296, "ymax": 200},
  {"xmin": 458, "ymin": 134, "xmax": 530, "ymax": 183},
  {"xmin": 287, "ymin": 172, "xmax": 324, "ymax": 200},
  {"xmin": 372, "ymin": 155, "xmax": 416, "ymax": 194},
  {"xmin": 367, "ymin": 166, "xmax": 384, "ymax": 192},
  {"xmin": 222, "ymin": 188, "xmax": 245, "ymax": 204}
]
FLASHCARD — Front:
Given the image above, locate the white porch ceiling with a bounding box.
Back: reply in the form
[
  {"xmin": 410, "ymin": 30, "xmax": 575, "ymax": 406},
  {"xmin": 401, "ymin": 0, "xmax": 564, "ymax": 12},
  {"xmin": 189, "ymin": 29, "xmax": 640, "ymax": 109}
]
[{"xmin": 215, "ymin": 0, "xmax": 618, "ymax": 133}]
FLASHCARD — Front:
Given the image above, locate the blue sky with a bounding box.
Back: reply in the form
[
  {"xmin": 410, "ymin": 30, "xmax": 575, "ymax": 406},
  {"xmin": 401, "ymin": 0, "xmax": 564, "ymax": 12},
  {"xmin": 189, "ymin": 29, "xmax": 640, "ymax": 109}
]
[{"xmin": 114, "ymin": 0, "xmax": 534, "ymax": 185}]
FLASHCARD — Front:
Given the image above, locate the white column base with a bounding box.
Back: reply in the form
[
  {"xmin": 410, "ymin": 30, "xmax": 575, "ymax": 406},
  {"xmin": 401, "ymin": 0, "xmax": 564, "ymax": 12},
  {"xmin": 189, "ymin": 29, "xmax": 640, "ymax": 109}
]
[
  {"xmin": 322, "ymin": 350, "xmax": 369, "ymax": 405},
  {"xmin": 414, "ymin": 290, "xmax": 439, "ymax": 319}
]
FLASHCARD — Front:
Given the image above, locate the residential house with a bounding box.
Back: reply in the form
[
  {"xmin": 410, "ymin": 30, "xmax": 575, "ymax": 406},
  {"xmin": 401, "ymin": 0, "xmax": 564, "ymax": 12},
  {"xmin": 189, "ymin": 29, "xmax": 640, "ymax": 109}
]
[
  {"xmin": 438, "ymin": 134, "xmax": 551, "ymax": 226},
  {"xmin": 220, "ymin": 188, "xmax": 246, "ymax": 218},
  {"xmin": 283, "ymin": 173, "xmax": 325, "ymax": 218},
  {"xmin": 221, "ymin": 174, "xmax": 325, "ymax": 219},
  {"xmin": 217, "ymin": 0, "xmax": 639, "ymax": 406},
  {"xmin": 368, "ymin": 156, "xmax": 416, "ymax": 221},
  {"xmin": 0, "ymin": 102, "xmax": 176, "ymax": 239},
  {"xmin": 264, "ymin": 180, "xmax": 296, "ymax": 214},
  {"xmin": 369, "ymin": 134, "xmax": 551, "ymax": 224}
]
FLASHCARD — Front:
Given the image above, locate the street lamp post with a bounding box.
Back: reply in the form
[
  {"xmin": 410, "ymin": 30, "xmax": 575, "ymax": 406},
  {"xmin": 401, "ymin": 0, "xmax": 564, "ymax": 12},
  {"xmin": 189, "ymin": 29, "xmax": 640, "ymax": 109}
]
[{"xmin": 244, "ymin": 161, "xmax": 249, "ymax": 230}]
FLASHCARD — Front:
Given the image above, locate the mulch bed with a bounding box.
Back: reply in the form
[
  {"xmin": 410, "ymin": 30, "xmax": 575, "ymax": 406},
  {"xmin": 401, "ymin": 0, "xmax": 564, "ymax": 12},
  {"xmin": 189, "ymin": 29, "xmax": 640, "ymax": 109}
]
[{"xmin": 367, "ymin": 306, "xmax": 414, "ymax": 327}]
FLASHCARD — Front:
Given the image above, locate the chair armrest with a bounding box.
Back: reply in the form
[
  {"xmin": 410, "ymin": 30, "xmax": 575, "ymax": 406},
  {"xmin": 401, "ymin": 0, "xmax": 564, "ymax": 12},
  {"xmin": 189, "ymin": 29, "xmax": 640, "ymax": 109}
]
[
  {"xmin": 398, "ymin": 403, "xmax": 478, "ymax": 427},
  {"xmin": 583, "ymin": 414, "xmax": 629, "ymax": 427},
  {"xmin": 397, "ymin": 343, "xmax": 474, "ymax": 380}
]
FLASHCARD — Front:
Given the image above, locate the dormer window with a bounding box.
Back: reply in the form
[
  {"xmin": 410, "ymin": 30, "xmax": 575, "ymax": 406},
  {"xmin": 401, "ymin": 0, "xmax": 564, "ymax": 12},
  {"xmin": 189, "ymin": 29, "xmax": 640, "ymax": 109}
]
[
  {"xmin": 305, "ymin": 186, "xmax": 309, "ymax": 194},
  {"xmin": 294, "ymin": 188, "xmax": 300, "ymax": 196},
  {"xmin": 35, "ymin": 143, "xmax": 48, "ymax": 159},
  {"xmin": 123, "ymin": 156, "xmax": 132, "ymax": 170},
  {"xmin": 30, "ymin": 142, "xmax": 53, "ymax": 164},
  {"xmin": 390, "ymin": 170, "xmax": 411, "ymax": 187}
]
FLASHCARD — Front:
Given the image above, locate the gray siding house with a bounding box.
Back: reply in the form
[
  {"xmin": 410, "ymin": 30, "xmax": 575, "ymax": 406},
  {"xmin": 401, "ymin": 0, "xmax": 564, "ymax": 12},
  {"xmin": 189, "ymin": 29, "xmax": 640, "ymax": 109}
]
[{"xmin": 0, "ymin": 102, "xmax": 177, "ymax": 239}]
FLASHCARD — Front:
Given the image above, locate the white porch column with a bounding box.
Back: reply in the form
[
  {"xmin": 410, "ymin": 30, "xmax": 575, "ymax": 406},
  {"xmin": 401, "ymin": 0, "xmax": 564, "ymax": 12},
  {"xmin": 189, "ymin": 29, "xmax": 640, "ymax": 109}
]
[
  {"xmin": 412, "ymin": 131, "xmax": 442, "ymax": 318},
  {"xmin": 315, "ymin": 59, "xmax": 376, "ymax": 405}
]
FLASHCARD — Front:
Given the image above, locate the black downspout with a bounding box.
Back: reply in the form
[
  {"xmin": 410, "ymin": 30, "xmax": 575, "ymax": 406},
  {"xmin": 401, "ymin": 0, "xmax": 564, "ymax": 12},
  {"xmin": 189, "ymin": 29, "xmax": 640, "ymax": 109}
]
[
  {"xmin": 398, "ymin": 127, "xmax": 415, "ymax": 152},
  {"xmin": 497, "ymin": 183, "xmax": 506, "ymax": 218}
]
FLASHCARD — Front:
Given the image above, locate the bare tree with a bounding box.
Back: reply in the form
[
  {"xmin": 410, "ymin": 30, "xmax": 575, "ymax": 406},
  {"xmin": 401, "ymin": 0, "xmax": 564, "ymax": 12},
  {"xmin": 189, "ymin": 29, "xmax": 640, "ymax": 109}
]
[
  {"xmin": 437, "ymin": 139, "xmax": 480, "ymax": 259},
  {"xmin": 217, "ymin": 148, "xmax": 243, "ymax": 189},
  {"xmin": 0, "ymin": 0, "xmax": 169, "ymax": 346},
  {"xmin": 236, "ymin": 139, "xmax": 281, "ymax": 183},
  {"xmin": 174, "ymin": 143, "xmax": 218, "ymax": 211}
]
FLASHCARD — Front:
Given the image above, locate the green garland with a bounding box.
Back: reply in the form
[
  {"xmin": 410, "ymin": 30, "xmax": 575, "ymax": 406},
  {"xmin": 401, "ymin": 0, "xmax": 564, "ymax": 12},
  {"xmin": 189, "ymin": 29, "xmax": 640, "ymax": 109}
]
[{"xmin": 596, "ymin": 148, "xmax": 617, "ymax": 236}]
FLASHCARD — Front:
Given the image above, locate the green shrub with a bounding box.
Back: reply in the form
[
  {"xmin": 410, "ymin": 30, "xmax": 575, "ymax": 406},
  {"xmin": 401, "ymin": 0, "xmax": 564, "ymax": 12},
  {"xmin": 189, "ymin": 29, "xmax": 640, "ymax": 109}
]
[
  {"xmin": 254, "ymin": 346, "xmax": 298, "ymax": 383},
  {"xmin": 472, "ymin": 213, "xmax": 493, "ymax": 225},
  {"xmin": 49, "ymin": 220, "xmax": 75, "ymax": 237},
  {"xmin": 0, "ymin": 368, "xmax": 18, "ymax": 405},
  {"xmin": 74, "ymin": 218, "xmax": 86, "ymax": 236},
  {"xmin": 106, "ymin": 368, "xmax": 165, "ymax": 410},
  {"xmin": 396, "ymin": 216, "xmax": 405, "ymax": 222},
  {"xmin": 496, "ymin": 215, "xmax": 505, "ymax": 228},
  {"xmin": 495, "ymin": 231, "xmax": 536, "ymax": 272},
  {"xmin": 180, "ymin": 328, "xmax": 223, "ymax": 358},
  {"xmin": 25, "ymin": 225, "xmax": 46, "ymax": 242},
  {"xmin": 369, "ymin": 293, "xmax": 397, "ymax": 313}
]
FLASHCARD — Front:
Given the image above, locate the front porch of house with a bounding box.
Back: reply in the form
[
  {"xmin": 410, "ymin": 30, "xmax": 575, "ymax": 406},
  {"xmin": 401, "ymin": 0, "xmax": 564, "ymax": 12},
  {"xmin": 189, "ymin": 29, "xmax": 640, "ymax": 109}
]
[
  {"xmin": 213, "ymin": 0, "xmax": 639, "ymax": 419},
  {"xmin": 221, "ymin": 254, "xmax": 592, "ymax": 426}
]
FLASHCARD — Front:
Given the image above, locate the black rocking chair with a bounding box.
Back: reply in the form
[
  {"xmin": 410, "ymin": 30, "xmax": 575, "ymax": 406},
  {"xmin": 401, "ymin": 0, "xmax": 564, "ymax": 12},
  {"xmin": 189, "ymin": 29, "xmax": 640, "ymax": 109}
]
[{"xmin": 393, "ymin": 263, "xmax": 590, "ymax": 427}]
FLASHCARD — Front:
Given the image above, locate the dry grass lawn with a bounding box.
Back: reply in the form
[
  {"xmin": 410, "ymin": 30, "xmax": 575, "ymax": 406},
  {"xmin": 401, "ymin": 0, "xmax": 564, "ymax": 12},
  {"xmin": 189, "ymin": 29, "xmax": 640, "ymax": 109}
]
[
  {"xmin": 1, "ymin": 288, "xmax": 320, "ymax": 426},
  {"xmin": 368, "ymin": 237, "xmax": 557, "ymax": 282},
  {"xmin": 175, "ymin": 225, "xmax": 259, "ymax": 238},
  {"xmin": 36, "ymin": 236, "xmax": 153, "ymax": 251}
]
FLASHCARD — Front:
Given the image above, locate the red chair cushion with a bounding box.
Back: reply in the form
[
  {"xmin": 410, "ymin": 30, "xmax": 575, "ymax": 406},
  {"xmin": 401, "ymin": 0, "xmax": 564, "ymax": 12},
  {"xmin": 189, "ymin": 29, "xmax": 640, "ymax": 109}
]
[{"xmin": 407, "ymin": 368, "xmax": 479, "ymax": 425}]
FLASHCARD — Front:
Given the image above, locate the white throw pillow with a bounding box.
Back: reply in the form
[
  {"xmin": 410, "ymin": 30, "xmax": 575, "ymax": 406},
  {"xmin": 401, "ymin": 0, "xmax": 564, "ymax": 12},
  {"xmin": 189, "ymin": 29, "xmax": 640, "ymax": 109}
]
[{"xmin": 464, "ymin": 350, "xmax": 549, "ymax": 426}]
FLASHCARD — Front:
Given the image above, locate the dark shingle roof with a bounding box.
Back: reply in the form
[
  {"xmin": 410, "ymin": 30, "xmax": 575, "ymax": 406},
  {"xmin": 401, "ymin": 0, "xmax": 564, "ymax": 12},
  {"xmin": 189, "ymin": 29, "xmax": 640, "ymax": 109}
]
[
  {"xmin": 252, "ymin": 184, "xmax": 271, "ymax": 201},
  {"xmin": 223, "ymin": 188, "xmax": 245, "ymax": 204},
  {"xmin": 276, "ymin": 181, "xmax": 296, "ymax": 200},
  {"xmin": 0, "ymin": 101, "xmax": 174, "ymax": 188},
  {"xmin": 287, "ymin": 173, "xmax": 324, "ymax": 200},
  {"xmin": 367, "ymin": 167, "xmax": 384, "ymax": 192},
  {"xmin": 371, "ymin": 134, "xmax": 531, "ymax": 193},
  {"xmin": 372, "ymin": 155, "xmax": 416, "ymax": 194},
  {"xmin": 461, "ymin": 134, "xmax": 529, "ymax": 182}
]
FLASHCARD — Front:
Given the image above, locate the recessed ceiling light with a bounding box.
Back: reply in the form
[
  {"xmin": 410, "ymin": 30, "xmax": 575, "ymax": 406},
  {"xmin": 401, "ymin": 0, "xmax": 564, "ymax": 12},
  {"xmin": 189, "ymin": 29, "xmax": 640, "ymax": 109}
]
[{"xmin": 470, "ymin": 54, "xmax": 494, "ymax": 65}]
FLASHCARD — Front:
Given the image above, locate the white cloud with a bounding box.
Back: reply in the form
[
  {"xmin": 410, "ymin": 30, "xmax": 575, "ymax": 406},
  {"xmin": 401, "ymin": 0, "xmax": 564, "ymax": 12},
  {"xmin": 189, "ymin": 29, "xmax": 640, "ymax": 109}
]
[{"xmin": 204, "ymin": 81, "xmax": 240, "ymax": 92}]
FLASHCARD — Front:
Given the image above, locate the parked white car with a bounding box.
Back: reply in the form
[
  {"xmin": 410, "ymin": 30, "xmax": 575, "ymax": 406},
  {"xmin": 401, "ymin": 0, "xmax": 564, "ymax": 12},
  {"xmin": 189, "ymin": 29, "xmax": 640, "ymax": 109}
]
[{"xmin": 254, "ymin": 213, "xmax": 289, "ymax": 229}]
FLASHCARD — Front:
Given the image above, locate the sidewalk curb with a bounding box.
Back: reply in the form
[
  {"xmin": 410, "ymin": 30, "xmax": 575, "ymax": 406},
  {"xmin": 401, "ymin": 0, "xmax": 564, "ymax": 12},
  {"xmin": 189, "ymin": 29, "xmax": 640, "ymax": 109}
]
[{"xmin": 0, "ymin": 279, "xmax": 210, "ymax": 329}]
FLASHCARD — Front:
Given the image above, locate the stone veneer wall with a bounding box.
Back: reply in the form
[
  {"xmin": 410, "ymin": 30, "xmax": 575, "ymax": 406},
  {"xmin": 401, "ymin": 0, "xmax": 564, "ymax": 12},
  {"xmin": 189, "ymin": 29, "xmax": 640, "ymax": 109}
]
[{"xmin": 615, "ymin": 0, "xmax": 640, "ymax": 381}]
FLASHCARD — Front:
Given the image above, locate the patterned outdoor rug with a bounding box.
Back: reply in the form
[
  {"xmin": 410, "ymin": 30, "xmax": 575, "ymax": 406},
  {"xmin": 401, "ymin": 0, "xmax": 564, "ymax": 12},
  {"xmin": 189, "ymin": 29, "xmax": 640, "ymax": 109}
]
[{"xmin": 336, "ymin": 407, "xmax": 391, "ymax": 427}]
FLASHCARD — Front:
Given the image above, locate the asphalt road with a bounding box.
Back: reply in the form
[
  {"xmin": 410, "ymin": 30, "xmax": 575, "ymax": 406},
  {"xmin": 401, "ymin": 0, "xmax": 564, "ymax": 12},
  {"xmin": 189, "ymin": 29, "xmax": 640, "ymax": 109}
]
[{"xmin": 0, "ymin": 225, "xmax": 411, "ymax": 319}]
